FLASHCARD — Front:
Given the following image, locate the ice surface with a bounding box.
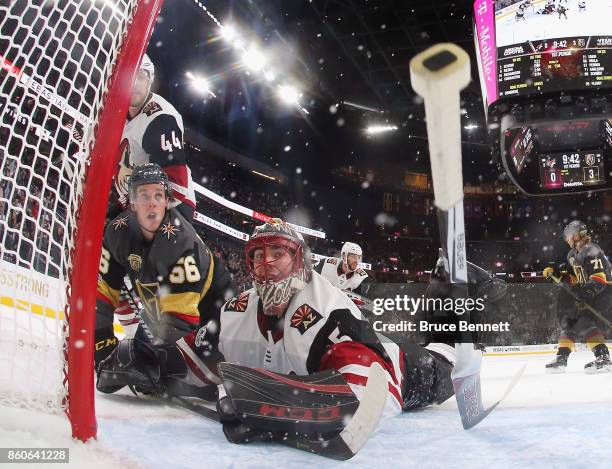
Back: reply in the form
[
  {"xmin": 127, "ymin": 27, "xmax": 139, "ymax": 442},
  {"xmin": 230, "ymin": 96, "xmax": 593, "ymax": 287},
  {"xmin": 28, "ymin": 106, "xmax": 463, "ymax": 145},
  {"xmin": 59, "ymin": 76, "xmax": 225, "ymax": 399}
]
[{"xmin": 1, "ymin": 351, "xmax": 611, "ymax": 468}]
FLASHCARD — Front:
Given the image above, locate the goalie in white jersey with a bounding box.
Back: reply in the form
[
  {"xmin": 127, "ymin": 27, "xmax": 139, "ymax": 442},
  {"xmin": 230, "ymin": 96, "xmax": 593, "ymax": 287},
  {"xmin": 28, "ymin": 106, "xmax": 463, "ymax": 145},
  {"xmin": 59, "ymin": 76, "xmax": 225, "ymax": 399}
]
[
  {"xmin": 314, "ymin": 241, "xmax": 368, "ymax": 293},
  {"xmin": 165, "ymin": 219, "xmax": 457, "ymax": 443},
  {"xmin": 110, "ymin": 53, "xmax": 196, "ymax": 221}
]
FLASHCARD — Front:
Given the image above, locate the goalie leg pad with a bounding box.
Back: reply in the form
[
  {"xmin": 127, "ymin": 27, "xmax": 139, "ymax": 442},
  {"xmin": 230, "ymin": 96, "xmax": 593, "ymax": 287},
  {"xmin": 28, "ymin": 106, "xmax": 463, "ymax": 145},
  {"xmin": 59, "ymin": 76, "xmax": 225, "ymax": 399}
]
[
  {"xmin": 217, "ymin": 362, "xmax": 360, "ymax": 436},
  {"xmin": 222, "ymin": 421, "xmax": 275, "ymax": 445},
  {"xmin": 215, "ymin": 396, "xmax": 275, "ymax": 444}
]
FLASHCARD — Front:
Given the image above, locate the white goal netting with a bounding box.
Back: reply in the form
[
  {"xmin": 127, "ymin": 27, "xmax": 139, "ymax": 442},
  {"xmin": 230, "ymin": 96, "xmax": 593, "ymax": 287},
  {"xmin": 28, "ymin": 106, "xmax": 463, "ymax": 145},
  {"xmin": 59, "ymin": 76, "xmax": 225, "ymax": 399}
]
[{"xmin": 0, "ymin": 0, "xmax": 142, "ymax": 415}]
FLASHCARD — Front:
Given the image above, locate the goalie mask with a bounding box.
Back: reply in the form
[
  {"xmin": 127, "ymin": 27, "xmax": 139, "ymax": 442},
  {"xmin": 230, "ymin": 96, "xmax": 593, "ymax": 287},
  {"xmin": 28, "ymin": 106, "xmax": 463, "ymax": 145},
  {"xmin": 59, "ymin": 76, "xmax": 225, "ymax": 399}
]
[
  {"xmin": 341, "ymin": 242, "xmax": 362, "ymax": 273},
  {"xmin": 245, "ymin": 218, "xmax": 312, "ymax": 316}
]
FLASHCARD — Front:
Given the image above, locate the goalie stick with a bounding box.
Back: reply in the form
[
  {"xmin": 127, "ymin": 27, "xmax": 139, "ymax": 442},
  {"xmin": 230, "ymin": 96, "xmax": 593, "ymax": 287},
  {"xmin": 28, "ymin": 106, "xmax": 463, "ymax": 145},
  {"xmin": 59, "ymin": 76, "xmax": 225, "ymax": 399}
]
[
  {"xmin": 172, "ymin": 362, "xmax": 387, "ymax": 461},
  {"xmin": 410, "ymin": 43, "xmax": 524, "ymax": 429}
]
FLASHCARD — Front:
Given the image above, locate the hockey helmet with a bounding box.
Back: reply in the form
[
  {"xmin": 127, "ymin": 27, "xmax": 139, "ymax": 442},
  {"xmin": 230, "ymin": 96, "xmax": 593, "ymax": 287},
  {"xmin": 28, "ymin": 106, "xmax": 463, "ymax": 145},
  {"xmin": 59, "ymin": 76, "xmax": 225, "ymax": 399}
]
[
  {"xmin": 245, "ymin": 218, "xmax": 311, "ymax": 315},
  {"xmin": 341, "ymin": 242, "xmax": 362, "ymax": 272},
  {"xmin": 563, "ymin": 220, "xmax": 588, "ymax": 244},
  {"xmin": 128, "ymin": 163, "xmax": 172, "ymax": 201}
]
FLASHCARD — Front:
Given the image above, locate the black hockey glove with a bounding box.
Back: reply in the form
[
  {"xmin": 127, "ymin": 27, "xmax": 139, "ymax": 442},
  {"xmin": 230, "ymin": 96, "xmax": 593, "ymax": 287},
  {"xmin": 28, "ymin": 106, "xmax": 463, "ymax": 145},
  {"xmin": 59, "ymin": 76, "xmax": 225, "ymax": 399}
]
[
  {"xmin": 94, "ymin": 327, "xmax": 118, "ymax": 370},
  {"xmin": 96, "ymin": 338, "xmax": 162, "ymax": 394},
  {"xmin": 543, "ymin": 263, "xmax": 564, "ymax": 280}
]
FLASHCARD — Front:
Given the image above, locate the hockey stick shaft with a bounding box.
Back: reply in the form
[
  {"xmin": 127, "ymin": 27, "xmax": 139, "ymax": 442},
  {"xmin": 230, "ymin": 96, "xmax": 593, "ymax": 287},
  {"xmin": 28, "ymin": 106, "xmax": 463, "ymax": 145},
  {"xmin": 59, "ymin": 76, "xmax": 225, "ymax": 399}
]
[
  {"xmin": 437, "ymin": 206, "xmax": 482, "ymax": 375},
  {"xmin": 410, "ymin": 44, "xmax": 487, "ymax": 429},
  {"xmin": 121, "ymin": 278, "xmax": 156, "ymax": 340},
  {"xmin": 548, "ymin": 275, "xmax": 612, "ymax": 328}
]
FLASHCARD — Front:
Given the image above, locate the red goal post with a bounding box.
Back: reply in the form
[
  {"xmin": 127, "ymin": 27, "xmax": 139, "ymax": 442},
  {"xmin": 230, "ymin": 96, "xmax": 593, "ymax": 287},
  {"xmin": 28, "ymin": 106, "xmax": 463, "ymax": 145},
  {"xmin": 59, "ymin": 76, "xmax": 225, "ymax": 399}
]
[{"xmin": 0, "ymin": 0, "xmax": 164, "ymax": 441}]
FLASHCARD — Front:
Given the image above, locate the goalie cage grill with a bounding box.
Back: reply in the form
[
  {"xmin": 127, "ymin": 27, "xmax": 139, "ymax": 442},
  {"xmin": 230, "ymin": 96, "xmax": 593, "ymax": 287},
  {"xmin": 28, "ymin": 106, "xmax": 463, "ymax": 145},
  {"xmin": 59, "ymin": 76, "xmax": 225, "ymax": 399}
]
[{"xmin": 0, "ymin": 0, "xmax": 163, "ymax": 440}]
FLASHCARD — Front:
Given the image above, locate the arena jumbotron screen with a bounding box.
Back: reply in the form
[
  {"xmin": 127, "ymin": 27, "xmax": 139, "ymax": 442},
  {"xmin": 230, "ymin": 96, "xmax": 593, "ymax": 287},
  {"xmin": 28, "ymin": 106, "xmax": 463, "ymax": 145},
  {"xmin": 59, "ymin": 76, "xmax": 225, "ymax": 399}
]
[{"xmin": 474, "ymin": 0, "xmax": 612, "ymax": 108}]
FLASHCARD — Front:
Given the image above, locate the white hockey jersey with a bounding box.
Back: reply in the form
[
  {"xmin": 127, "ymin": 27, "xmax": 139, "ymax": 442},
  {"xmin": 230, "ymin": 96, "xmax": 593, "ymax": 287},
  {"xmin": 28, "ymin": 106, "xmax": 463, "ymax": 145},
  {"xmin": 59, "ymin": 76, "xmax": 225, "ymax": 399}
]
[
  {"xmin": 115, "ymin": 92, "xmax": 196, "ymax": 209},
  {"xmin": 214, "ymin": 271, "xmax": 403, "ymax": 420},
  {"xmin": 315, "ymin": 257, "xmax": 368, "ymax": 292}
]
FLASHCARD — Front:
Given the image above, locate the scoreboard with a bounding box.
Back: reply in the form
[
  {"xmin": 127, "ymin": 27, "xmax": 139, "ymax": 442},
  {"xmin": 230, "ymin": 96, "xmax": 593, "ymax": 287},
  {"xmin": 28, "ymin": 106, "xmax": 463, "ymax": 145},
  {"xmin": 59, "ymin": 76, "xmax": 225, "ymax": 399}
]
[
  {"xmin": 498, "ymin": 37, "xmax": 612, "ymax": 98},
  {"xmin": 474, "ymin": 0, "xmax": 612, "ymax": 108},
  {"xmin": 538, "ymin": 151, "xmax": 605, "ymax": 190},
  {"xmin": 501, "ymin": 118, "xmax": 611, "ymax": 195},
  {"xmin": 474, "ymin": 0, "xmax": 612, "ymax": 196}
]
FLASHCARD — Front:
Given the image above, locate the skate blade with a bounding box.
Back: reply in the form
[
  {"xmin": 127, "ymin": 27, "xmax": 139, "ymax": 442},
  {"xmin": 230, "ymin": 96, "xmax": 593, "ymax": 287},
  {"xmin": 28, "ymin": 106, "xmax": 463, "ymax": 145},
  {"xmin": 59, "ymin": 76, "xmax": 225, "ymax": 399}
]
[
  {"xmin": 545, "ymin": 366, "xmax": 566, "ymax": 374},
  {"xmin": 584, "ymin": 365, "xmax": 612, "ymax": 375}
]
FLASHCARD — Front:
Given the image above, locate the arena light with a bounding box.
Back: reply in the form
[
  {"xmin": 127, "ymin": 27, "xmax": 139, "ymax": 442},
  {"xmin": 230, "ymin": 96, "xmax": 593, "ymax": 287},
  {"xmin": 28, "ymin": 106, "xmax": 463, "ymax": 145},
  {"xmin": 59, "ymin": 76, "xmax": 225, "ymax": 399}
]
[
  {"xmin": 278, "ymin": 84, "xmax": 301, "ymax": 105},
  {"xmin": 242, "ymin": 46, "xmax": 267, "ymax": 72},
  {"xmin": 365, "ymin": 124, "xmax": 398, "ymax": 135},
  {"xmin": 220, "ymin": 24, "xmax": 237, "ymax": 43},
  {"xmin": 464, "ymin": 123, "xmax": 479, "ymax": 130},
  {"xmin": 185, "ymin": 71, "xmax": 216, "ymax": 97},
  {"xmin": 264, "ymin": 70, "xmax": 276, "ymax": 82},
  {"xmin": 251, "ymin": 170, "xmax": 277, "ymax": 181},
  {"xmin": 343, "ymin": 100, "xmax": 384, "ymax": 113}
]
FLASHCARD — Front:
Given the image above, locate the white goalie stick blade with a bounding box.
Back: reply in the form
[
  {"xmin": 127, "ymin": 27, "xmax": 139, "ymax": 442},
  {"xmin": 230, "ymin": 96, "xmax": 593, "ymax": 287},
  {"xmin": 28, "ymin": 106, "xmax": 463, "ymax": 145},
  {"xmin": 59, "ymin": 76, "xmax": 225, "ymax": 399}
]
[
  {"xmin": 336, "ymin": 361, "xmax": 387, "ymax": 456},
  {"xmin": 454, "ymin": 364, "xmax": 526, "ymax": 429}
]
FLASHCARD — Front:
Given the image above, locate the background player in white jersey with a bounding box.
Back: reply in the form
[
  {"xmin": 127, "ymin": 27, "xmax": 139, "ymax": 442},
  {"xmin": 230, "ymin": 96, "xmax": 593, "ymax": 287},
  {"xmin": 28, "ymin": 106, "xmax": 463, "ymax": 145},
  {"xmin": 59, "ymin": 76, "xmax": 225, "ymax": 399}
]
[
  {"xmin": 110, "ymin": 54, "xmax": 196, "ymax": 221},
  {"xmin": 314, "ymin": 241, "xmax": 368, "ymax": 293},
  {"xmin": 167, "ymin": 219, "xmax": 456, "ymax": 443}
]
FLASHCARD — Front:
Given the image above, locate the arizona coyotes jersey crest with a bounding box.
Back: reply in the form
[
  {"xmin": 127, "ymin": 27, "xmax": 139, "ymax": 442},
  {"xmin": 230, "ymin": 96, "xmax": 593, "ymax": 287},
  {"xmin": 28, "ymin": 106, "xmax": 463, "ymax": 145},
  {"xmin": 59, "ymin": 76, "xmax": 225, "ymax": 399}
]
[
  {"xmin": 116, "ymin": 93, "xmax": 196, "ymax": 208},
  {"xmin": 317, "ymin": 257, "xmax": 368, "ymax": 291},
  {"xmin": 217, "ymin": 272, "xmax": 403, "ymax": 418}
]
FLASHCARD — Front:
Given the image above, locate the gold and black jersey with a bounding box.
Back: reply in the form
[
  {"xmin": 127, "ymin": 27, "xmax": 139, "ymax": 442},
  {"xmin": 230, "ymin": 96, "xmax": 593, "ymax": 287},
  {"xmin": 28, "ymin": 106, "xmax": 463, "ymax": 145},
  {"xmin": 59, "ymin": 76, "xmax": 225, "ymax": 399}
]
[
  {"xmin": 567, "ymin": 242, "xmax": 612, "ymax": 285},
  {"xmin": 97, "ymin": 208, "xmax": 216, "ymax": 328}
]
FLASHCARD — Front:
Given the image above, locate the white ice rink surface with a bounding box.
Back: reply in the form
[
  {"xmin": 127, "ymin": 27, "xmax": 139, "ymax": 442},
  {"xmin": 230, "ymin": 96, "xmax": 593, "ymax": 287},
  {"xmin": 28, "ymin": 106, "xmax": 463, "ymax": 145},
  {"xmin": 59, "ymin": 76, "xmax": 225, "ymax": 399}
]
[
  {"xmin": 1, "ymin": 351, "xmax": 611, "ymax": 468},
  {"xmin": 495, "ymin": 0, "xmax": 612, "ymax": 47}
]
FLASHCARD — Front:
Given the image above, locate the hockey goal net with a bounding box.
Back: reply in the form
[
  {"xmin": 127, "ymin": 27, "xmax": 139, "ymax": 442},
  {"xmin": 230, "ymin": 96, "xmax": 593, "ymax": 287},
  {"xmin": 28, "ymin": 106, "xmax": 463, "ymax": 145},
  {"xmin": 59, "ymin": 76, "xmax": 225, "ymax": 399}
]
[{"xmin": 0, "ymin": 0, "xmax": 162, "ymax": 440}]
